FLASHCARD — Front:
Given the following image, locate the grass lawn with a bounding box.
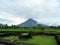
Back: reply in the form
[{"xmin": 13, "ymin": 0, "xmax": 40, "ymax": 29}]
[
  {"xmin": 2, "ymin": 35, "xmax": 57, "ymax": 45},
  {"xmin": 0, "ymin": 28, "xmax": 41, "ymax": 32},
  {"xmin": 0, "ymin": 28, "xmax": 60, "ymax": 34}
]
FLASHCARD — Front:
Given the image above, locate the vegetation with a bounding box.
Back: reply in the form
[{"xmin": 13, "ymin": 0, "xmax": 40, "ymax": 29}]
[
  {"xmin": 0, "ymin": 24, "xmax": 59, "ymax": 45},
  {"xmin": 2, "ymin": 35, "xmax": 57, "ymax": 45},
  {"xmin": 0, "ymin": 23, "xmax": 60, "ymax": 34}
]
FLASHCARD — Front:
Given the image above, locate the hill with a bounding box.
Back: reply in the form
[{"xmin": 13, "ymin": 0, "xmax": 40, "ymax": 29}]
[{"xmin": 18, "ymin": 18, "xmax": 38, "ymax": 27}]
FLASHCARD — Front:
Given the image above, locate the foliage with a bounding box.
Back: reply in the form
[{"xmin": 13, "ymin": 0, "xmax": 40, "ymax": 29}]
[{"xmin": 3, "ymin": 35, "xmax": 57, "ymax": 45}]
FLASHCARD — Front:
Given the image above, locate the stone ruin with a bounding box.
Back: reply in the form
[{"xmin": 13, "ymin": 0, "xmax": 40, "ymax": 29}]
[{"xmin": 19, "ymin": 33, "xmax": 32, "ymax": 39}]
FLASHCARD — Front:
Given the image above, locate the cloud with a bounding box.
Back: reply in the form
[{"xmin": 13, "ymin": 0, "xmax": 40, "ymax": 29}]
[
  {"xmin": 0, "ymin": 12, "xmax": 26, "ymax": 25},
  {"xmin": 0, "ymin": 0, "xmax": 60, "ymax": 26}
]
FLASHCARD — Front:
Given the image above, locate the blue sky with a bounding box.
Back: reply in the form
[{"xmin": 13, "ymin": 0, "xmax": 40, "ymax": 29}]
[{"xmin": 0, "ymin": 0, "xmax": 60, "ymax": 26}]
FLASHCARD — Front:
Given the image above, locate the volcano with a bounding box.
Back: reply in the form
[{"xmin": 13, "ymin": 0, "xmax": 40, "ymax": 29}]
[{"xmin": 18, "ymin": 18, "xmax": 37, "ymax": 27}]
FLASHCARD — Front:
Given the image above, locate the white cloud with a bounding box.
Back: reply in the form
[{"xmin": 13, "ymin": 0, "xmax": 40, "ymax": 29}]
[
  {"xmin": 0, "ymin": 12, "xmax": 26, "ymax": 25},
  {"xmin": 0, "ymin": 0, "xmax": 60, "ymax": 26}
]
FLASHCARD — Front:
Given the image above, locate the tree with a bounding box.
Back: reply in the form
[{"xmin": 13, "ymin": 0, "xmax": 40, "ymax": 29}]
[
  {"xmin": 4, "ymin": 24, "xmax": 8, "ymax": 29},
  {"xmin": 37, "ymin": 24, "xmax": 44, "ymax": 30}
]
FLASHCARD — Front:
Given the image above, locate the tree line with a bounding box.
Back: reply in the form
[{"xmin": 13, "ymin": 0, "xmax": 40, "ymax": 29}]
[{"xmin": 0, "ymin": 23, "xmax": 60, "ymax": 30}]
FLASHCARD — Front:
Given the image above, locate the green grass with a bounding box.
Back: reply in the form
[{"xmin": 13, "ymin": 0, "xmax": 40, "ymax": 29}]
[
  {"xmin": 0, "ymin": 28, "xmax": 60, "ymax": 34},
  {"xmin": 3, "ymin": 35, "xmax": 57, "ymax": 45},
  {"xmin": 0, "ymin": 28, "xmax": 39, "ymax": 31}
]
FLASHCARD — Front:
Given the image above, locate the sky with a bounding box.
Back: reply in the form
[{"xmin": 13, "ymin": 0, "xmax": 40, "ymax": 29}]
[{"xmin": 0, "ymin": 0, "xmax": 60, "ymax": 26}]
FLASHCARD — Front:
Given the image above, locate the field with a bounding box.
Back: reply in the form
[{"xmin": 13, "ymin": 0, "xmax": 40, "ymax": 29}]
[
  {"xmin": 2, "ymin": 35, "xmax": 57, "ymax": 45},
  {"xmin": 0, "ymin": 28, "xmax": 59, "ymax": 45},
  {"xmin": 0, "ymin": 28, "xmax": 60, "ymax": 34}
]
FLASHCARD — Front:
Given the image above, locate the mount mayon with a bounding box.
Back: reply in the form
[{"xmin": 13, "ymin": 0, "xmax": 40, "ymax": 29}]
[
  {"xmin": 18, "ymin": 18, "xmax": 38, "ymax": 27},
  {"xmin": 17, "ymin": 18, "xmax": 47, "ymax": 27},
  {"xmin": 0, "ymin": 18, "xmax": 60, "ymax": 26}
]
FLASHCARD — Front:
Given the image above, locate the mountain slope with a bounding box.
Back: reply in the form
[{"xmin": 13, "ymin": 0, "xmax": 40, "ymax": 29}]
[{"xmin": 18, "ymin": 18, "xmax": 38, "ymax": 27}]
